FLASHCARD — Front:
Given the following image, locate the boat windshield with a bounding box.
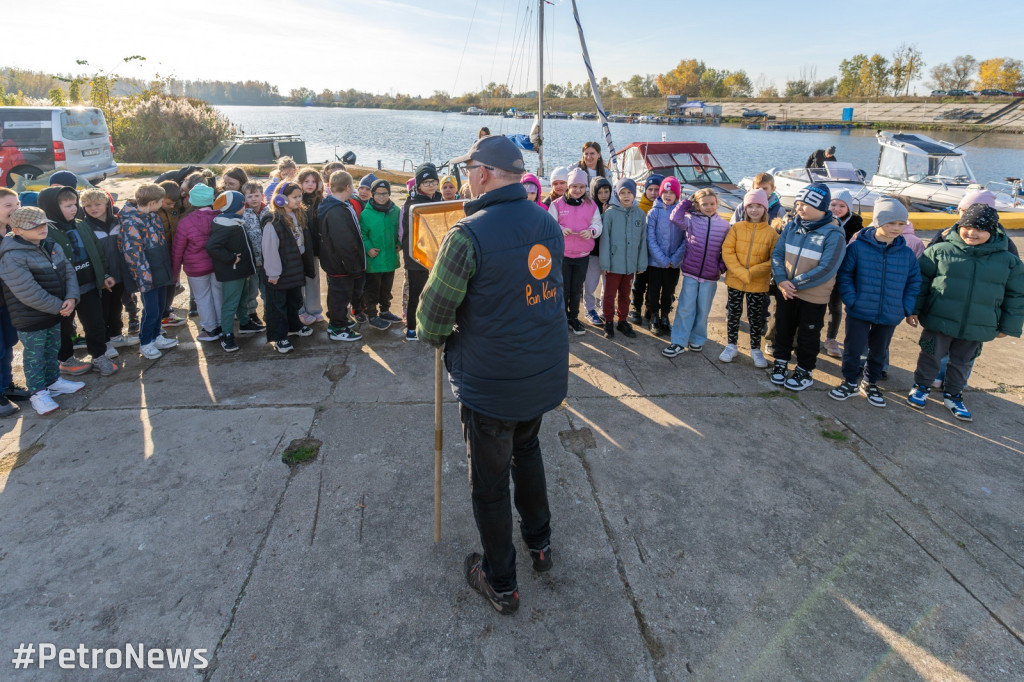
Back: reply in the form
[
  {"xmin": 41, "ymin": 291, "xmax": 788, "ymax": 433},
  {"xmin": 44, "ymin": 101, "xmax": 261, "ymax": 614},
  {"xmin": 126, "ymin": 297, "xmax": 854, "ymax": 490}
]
[
  {"xmin": 648, "ymin": 152, "xmax": 731, "ymax": 185},
  {"xmin": 906, "ymin": 152, "xmax": 974, "ymax": 184}
]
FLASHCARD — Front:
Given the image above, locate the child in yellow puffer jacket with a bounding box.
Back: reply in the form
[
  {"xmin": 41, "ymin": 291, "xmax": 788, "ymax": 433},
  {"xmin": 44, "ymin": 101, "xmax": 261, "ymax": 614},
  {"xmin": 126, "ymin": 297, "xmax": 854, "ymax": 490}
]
[{"xmin": 720, "ymin": 189, "xmax": 779, "ymax": 368}]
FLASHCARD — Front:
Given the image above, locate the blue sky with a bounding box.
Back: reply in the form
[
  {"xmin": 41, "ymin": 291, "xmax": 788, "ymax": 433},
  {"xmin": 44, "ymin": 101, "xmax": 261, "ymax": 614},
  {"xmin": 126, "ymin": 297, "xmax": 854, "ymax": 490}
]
[{"xmin": 6, "ymin": 0, "xmax": 1021, "ymax": 97}]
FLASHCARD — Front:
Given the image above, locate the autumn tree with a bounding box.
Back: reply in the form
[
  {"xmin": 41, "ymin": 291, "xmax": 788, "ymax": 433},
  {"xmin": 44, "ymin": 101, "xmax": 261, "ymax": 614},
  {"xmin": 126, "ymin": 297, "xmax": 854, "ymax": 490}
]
[
  {"xmin": 597, "ymin": 76, "xmax": 621, "ymax": 99},
  {"xmin": 656, "ymin": 59, "xmax": 706, "ymax": 96},
  {"xmin": 622, "ymin": 74, "xmax": 660, "ymax": 98},
  {"xmin": 48, "ymin": 88, "xmax": 67, "ymax": 106},
  {"xmin": 543, "ymin": 83, "xmax": 565, "ymax": 98},
  {"xmin": 929, "ymin": 55, "xmax": 977, "ymax": 90},
  {"xmin": 722, "ymin": 71, "xmax": 752, "ymax": 97},
  {"xmin": 890, "ymin": 43, "xmax": 925, "ymax": 95},
  {"xmin": 837, "ymin": 54, "xmax": 868, "ymax": 96},
  {"xmin": 975, "ymin": 58, "xmax": 1024, "ymax": 90},
  {"xmin": 697, "ymin": 69, "xmax": 728, "ymax": 98}
]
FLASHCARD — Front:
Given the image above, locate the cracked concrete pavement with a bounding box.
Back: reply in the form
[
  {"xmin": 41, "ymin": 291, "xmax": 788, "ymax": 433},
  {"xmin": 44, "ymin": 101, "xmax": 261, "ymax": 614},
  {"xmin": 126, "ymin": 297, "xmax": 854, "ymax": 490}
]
[{"xmin": 0, "ymin": 231, "xmax": 1022, "ymax": 680}]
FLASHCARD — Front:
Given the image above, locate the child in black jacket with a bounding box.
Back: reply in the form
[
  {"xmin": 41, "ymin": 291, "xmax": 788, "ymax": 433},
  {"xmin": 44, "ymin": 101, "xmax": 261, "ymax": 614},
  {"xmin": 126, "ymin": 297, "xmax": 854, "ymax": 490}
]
[
  {"xmin": 317, "ymin": 171, "xmax": 365, "ymax": 343},
  {"xmin": 207, "ymin": 191, "xmax": 262, "ymax": 352}
]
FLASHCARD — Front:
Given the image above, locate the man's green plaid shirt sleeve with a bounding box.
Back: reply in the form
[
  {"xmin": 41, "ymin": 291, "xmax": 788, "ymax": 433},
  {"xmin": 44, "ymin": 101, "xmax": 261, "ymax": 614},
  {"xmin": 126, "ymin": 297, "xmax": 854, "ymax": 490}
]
[{"xmin": 416, "ymin": 228, "xmax": 476, "ymax": 347}]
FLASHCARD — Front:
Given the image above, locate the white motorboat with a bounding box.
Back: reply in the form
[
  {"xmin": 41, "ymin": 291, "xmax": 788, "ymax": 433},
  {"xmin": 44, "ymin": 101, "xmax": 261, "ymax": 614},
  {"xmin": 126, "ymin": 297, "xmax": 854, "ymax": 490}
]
[
  {"xmin": 741, "ymin": 161, "xmax": 881, "ymax": 213},
  {"xmin": 867, "ymin": 131, "xmax": 1024, "ymax": 212}
]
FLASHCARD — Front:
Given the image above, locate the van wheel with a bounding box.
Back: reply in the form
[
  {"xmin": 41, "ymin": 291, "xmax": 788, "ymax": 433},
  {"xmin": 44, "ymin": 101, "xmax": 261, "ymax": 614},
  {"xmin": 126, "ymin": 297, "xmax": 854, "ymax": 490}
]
[{"xmin": 5, "ymin": 165, "xmax": 44, "ymax": 188}]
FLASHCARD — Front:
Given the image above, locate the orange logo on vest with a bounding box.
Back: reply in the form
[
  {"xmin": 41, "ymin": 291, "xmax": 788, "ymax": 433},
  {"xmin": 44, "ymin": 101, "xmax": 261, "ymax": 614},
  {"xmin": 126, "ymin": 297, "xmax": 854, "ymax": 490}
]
[{"xmin": 528, "ymin": 244, "xmax": 552, "ymax": 280}]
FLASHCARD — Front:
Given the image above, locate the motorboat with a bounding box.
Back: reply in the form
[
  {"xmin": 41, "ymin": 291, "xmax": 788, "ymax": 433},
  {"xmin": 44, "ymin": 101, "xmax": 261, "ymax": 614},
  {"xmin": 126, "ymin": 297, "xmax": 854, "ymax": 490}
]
[
  {"xmin": 612, "ymin": 141, "xmax": 746, "ymax": 209},
  {"xmin": 202, "ymin": 133, "xmax": 307, "ymax": 165},
  {"xmin": 866, "ymin": 131, "xmax": 1023, "ymax": 212},
  {"xmin": 740, "ymin": 161, "xmax": 881, "ymax": 213}
]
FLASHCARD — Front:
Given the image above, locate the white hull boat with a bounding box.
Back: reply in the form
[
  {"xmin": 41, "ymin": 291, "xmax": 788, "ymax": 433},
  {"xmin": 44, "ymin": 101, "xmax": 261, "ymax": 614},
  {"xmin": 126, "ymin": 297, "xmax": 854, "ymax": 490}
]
[{"xmin": 741, "ymin": 161, "xmax": 881, "ymax": 213}]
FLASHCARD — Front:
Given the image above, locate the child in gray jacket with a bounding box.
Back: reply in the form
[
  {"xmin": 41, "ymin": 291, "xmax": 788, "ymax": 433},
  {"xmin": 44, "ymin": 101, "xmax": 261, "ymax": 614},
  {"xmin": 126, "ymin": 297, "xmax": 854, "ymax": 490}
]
[{"xmin": 599, "ymin": 178, "xmax": 647, "ymax": 339}]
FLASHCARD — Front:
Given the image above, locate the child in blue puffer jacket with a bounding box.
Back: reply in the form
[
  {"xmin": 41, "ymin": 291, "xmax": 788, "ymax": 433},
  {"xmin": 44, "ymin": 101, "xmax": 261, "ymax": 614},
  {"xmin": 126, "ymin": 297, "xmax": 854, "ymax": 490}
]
[
  {"xmin": 829, "ymin": 197, "xmax": 921, "ymax": 407},
  {"xmin": 645, "ymin": 177, "xmax": 685, "ymax": 336}
]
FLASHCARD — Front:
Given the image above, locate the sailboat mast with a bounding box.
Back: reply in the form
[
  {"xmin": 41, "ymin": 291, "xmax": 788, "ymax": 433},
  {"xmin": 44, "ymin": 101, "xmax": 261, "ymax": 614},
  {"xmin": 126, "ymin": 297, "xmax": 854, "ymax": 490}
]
[{"xmin": 536, "ymin": 0, "xmax": 544, "ymax": 177}]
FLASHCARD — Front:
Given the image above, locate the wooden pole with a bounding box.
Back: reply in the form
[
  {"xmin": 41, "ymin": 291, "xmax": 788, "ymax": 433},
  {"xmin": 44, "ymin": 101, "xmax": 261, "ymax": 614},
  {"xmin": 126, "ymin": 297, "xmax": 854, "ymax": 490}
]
[{"xmin": 434, "ymin": 347, "xmax": 443, "ymax": 543}]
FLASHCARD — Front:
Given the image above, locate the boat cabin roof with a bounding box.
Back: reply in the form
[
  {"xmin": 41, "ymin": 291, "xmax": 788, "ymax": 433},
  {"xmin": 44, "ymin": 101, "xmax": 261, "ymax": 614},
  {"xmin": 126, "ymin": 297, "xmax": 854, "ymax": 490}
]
[{"xmin": 879, "ymin": 133, "xmax": 962, "ymax": 157}]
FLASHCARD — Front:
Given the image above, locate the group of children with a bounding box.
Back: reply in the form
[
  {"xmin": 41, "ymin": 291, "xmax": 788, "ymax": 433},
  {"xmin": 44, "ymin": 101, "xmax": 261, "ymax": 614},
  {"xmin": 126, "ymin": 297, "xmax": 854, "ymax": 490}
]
[
  {"xmin": 1, "ymin": 142, "xmax": 1021, "ymax": 423},
  {"xmin": 539, "ymin": 144, "xmax": 1023, "ymax": 423}
]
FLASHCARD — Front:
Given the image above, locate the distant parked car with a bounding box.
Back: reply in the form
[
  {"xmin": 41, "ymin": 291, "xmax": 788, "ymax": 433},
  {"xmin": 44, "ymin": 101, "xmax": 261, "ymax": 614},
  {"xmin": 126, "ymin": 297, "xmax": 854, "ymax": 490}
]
[
  {"xmin": 930, "ymin": 90, "xmax": 947, "ymax": 97},
  {"xmin": 1015, "ymin": 91, "xmax": 1024, "ymax": 98},
  {"xmin": 979, "ymin": 89, "xmax": 1011, "ymax": 96},
  {"xmin": 946, "ymin": 89, "xmax": 975, "ymax": 97},
  {"xmin": 741, "ymin": 109, "xmax": 768, "ymax": 118}
]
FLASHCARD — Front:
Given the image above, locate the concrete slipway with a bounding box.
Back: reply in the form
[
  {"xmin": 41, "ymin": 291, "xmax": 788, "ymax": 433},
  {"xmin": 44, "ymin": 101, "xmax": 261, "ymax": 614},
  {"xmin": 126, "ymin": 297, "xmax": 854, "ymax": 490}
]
[{"xmin": 0, "ymin": 233, "xmax": 1022, "ymax": 681}]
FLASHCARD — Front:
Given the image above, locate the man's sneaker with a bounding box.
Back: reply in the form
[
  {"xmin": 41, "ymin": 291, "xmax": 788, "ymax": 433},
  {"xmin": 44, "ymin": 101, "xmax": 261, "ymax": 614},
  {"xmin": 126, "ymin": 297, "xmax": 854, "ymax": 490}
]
[
  {"xmin": 628, "ymin": 310, "xmax": 643, "ymax": 325},
  {"xmin": 140, "ymin": 343, "xmax": 162, "ymax": 359},
  {"xmin": 464, "ymin": 553, "xmax": 519, "ymax": 615},
  {"xmin": 71, "ymin": 333, "xmax": 86, "ymax": 349},
  {"xmin": 568, "ymin": 319, "xmax": 586, "ymax": 336},
  {"xmin": 824, "ymin": 337, "xmax": 842, "ymax": 357},
  {"xmin": 109, "ymin": 334, "xmax": 139, "ymax": 348},
  {"xmin": 368, "ymin": 316, "xmax": 391, "ymax": 330},
  {"xmin": 603, "ymin": 321, "xmax": 614, "ymax": 338},
  {"xmin": 784, "ymin": 367, "xmax": 814, "ymax": 391},
  {"xmin": 238, "ymin": 320, "xmax": 265, "ymax": 335},
  {"xmin": 104, "ymin": 342, "xmax": 119, "ymax": 359},
  {"xmin": 405, "ymin": 329, "xmax": 418, "ymax": 341},
  {"xmin": 718, "ymin": 343, "xmax": 738, "ymax": 363},
  {"xmin": 59, "ymin": 357, "xmax": 91, "ymax": 375},
  {"xmin": 662, "ymin": 343, "xmax": 685, "ymax": 358},
  {"xmin": 91, "ymin": 355, "xmax": 119, "ymax": 377},
  {"xmin": 221, "ymin": 333, "xmax": 239, "ymax": 352},
  {"xmin": 288, "ymin": 326, "xmax": 313, "ymax": 337},
  {"xmin": 161, "ymin": 313, "xmax": 186, "ymax": 327},
  {"xmin": 248, "ymin": 313, "xmax": 263, "ymax": 326},
  {"xmin": 127, "ymin": 320, "xmax": 141, "ymax": 335},
  {"xmin": 616, "ymin": 321, "xmax": 637, "ymax": 338},
  {"xmin": 0, "ymin": 395, "xmax": 19, "ymax": 418},
  {"xmin": 859, "ymin": 381, "xmax": 886, "ymax": 407},
  {"xmin": 30, "ymin": 390, "xmax": 59, "ymax": 415},
  {"xmin": 354, "ymin": 312, "xmax": 369, "ymax": 324},
  {"xmin": 769, "ymin": 360, "xmax": 788, "ymax": 385},
  {"xmin": 329, "ymin": 326, "xmax": 363, "ymax": 342},
  {"xmin": 687, "ymin": 343, "xmax": 703, "ymax": 353},
  {"xmin": 829, "ymin": 380, "xmax": 858, "ymax": 401},
  {"xmin": 943, "ymin": 392, "xmax": 972, "ymax": 421},
  {"xmin": 907, "ymin": 384, "xmax": 930, "ymax": 409},
  {"xmin": 380, "ymin": 311, "xmax": 402, "ymax": 324},
  {"xmin": 530, "ymin": 545, "xmax": 553, "ymax": 572},
  {"xmin": 4, "ymin": 384, "xmax": 31, "ymax": 402},
  {"xmin": 585, "ymin": 309, "xmax": 604, "ymax": 326},
  {"xmin": 751, "ymin": 349, "xmax": 768, "ymax": 368},
  {"xmin": 47, "ymin": 377, "xmax": 85, "ymax": 396},
  {"xmin": 153, "ymin": 334, "xmax": 179, "ymax": 349},
  {"xmin": 274, "ymin": 339, "xmax": 294, "ymax": 354},
  {"xmin": 197, "ymin": 328, "xmax": 222, "ymax": 342}
]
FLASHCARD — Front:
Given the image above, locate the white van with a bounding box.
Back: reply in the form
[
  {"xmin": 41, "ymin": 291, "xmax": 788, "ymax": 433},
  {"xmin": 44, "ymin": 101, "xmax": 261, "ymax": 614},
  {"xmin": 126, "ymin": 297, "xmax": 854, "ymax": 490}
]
[{"xmin": 0, "ymin": 106, "xmax": 118, "ymax": 186}]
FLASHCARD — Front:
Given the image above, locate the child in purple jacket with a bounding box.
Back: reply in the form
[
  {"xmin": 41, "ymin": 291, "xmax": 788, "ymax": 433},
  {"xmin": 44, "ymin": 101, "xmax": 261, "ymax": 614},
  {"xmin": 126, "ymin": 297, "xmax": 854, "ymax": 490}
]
[{"xmin": 662, "ymin": 188, "xmax": 730, "ymax": 358}]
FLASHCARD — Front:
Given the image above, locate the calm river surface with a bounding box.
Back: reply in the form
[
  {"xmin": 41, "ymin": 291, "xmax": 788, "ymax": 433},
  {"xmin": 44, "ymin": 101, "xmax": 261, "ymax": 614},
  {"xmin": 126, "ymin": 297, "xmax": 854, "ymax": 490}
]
[{"xmin": 216, "ymin": 105, "xmax": 1023, "ymax": 185}]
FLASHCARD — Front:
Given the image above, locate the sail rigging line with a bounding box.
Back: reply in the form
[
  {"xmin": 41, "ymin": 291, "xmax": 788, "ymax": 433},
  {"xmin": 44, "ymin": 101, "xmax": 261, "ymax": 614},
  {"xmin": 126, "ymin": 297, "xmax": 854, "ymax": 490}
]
[
  {"xmin": 436, "ymin": 0, "xmax": 481, "ymax": 153},
  {"xmin": 569, "ymin": 0, "xmax": 619, "ymax": 177},
  {"xmin": 499, "ymin": 0, "xmax": 534, "ymax": 113}
]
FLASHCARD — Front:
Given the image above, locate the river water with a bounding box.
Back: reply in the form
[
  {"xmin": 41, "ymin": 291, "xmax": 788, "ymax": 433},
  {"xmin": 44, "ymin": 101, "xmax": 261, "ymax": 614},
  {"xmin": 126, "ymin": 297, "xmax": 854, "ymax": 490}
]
[{"xmin": 215, "ymin": 105, "xmax": 1023, "ymax": 186}]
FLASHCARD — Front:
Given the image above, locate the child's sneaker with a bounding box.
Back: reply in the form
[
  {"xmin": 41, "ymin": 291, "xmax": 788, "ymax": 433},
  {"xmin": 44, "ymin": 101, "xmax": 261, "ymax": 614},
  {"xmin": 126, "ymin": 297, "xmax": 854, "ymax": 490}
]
[
  {"xmin": 718, "ymin": 343, "xmax": 738, "ymax": 363},
  {"xmin": 59, "ymin": 357, "xmax": 91, "ymax": 375},
  {"xmin": 823, "ymin": 337, "xmax": 841, "ymax": 357},
  {"xmin": 585, "ymin": 309, "xmax": 604, "ymax": 326},
  {"xmin": 30, "ymin": 389, "xmax": 59, "ymax": 415},
  {"xmin": 248, "ymin": 313, "xmax": 263, "ymax": 326},
  {"xmin": 197, "ymin": 328, "xmax": 222, "ymax": 342},
  {"xmin": 859, "ymin": 381, "xmax": 886, "ymax": 407},
  {"xmin": 47, "ymin": 377, "xmax": 85, "ymax": 395},
  {"xmin": 161, "ymin": 313, "xmax": 186, "ymax": 327},
  {"xmin": 139, "ymin": 343, "xmax": 162, "ymax": 359},
  {"xmin": 943, "ymin": 392, "xmax": 972, "ymax": 421},
  {"xmin": 687, "ymin": 343, "xmax": 703, "ymax": 353},
  {"xmin": 104, "ymin": 342, "xmax": 119, "ymax": 359},
  {"xmin": 221, "ymin": 333, "xmax": 239, "ymax": 352},
  {"xmin": 616, "ymin": 321, "xmax": 637, "ymax": 338},
  {"xmin": 529, "ymin": 545, "xmax": 553, "ymax": 572},
  {"xmin": 0, "ymin": 395, "xmax": 19, "ymax": 418},
  {"xmin": 603, "ymin": 321, "xmax": 614, "ymax": 339},
  {"xmin": 91, "ymin": 355, "xmax": 119, "ymax": 377},
  {"xmin": 274, "ymin": 339, "xmax": 294, "ymax": 354},
  {"xmin": 751, "ymin": 349, "xmax": 768, "ymax": 368},
  {"xmin": 662, "ymin": 343, "xmax": 685, "ymax": 358},
  {"xmin": 238, "ymin": 320, "xmax": 265, "ymax": 335},
  {"xmin": 368, "ymin": 316, "xmax": 390, "ymax": 330},
  {"xmin": 907, "ymin": 384, "xmax": 930, "ymax": 409},
  {"xmin": 769, "ymin": 360, "xmax": 788, "ymax": 385},
  {"xmin": 380, "ymin": 310, "xmax": 402, "ymax": 324},
  {"xmin": 568, "ymin": 319, "xmax": 586, "ymax": 336},
  {"xmin": 288, "ymin": 326, "xmax": 313, "ymax": 337},
  {"xmin": 153, "ymin": 334, "xmax": 179, "ymax": 349},
  {"xmin": 464, "ymin": 552, "xmax": 519, "ymax": 615},
  {"xmin": 354, "ymin": 312, "xmax": 369, "ymax": 324},
  {"xmin": 299, "ymin": 313, "xmax": 316, "ymax": 326},
  {"xmin": 109, "ymin": 334, "xmax": 139, "ymax": 348},
  {"xmin": 405, "ymin": 329, "xmax": 418, "ymax": 341},
  {"xmin": 329, "ymin": 326, "xmax": 363, "ymax": 342},
  {"xmin": 829, "ymin": 380, "xmax": 858, "ymax": 401},
  {"xmin": 784, "ymin": 367, "xmax": 814, "ymax": 391},
  {"xmin": 127, "ymin": 320, "xmax": 141, "ymax": 335},
  {"xmin": 628, "ymin": 310, "xmax": 643, "ymax": 325}
]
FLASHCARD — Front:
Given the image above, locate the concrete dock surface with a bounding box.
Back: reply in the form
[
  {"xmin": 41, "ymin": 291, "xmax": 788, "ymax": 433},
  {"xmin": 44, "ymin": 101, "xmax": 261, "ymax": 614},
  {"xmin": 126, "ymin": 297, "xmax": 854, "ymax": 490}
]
[{"xmin": 1, "ymin": 232, "xmax": 1022, "ymax": 681}]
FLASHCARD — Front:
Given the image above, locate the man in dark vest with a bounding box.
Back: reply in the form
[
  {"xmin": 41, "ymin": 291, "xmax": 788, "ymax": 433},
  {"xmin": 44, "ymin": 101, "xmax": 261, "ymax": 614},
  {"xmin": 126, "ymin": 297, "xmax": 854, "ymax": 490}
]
[{"xmin": 417, "ymin": 136, "xmax": 568, "ymax": 615}]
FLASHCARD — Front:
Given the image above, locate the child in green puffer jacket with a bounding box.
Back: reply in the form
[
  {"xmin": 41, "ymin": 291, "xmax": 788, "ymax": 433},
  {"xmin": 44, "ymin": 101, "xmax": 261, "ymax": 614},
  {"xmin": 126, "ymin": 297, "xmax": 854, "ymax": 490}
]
[{"xmin": 907, "ymin": 204, "xmax": 1024, "ymax": 421}]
